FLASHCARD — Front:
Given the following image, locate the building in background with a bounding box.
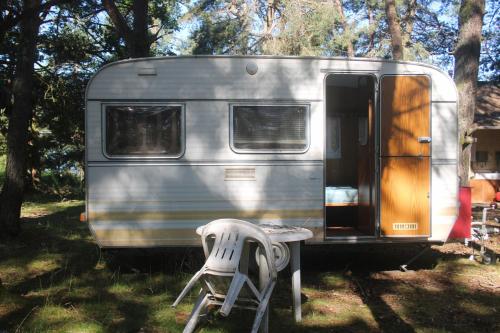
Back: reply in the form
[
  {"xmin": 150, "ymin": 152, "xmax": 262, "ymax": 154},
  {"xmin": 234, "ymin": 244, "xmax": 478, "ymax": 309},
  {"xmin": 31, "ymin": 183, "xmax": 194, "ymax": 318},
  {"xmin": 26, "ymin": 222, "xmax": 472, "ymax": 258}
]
[{"xmin": 470, "ymin": 83, "xmax": 500, "ymax": 204}]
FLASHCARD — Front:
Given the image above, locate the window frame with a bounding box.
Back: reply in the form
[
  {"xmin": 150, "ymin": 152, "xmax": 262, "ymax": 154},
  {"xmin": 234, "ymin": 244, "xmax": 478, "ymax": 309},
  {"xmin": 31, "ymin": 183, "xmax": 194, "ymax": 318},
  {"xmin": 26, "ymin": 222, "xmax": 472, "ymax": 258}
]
[
  {"xmin": 101, "ymin": 103, "xmax": 186, "ymax": 159},
  {"xmin": 229, "ymin": 103, "xmax": 311, "ymax": 154}
]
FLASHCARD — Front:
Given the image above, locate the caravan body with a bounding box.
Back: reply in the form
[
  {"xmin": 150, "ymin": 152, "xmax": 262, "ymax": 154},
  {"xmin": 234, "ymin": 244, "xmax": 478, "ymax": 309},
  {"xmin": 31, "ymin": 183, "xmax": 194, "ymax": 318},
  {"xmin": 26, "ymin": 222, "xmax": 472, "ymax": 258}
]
[{"xmin": 85, "ymin": 56, "xmax": 459, "ymax": 247}]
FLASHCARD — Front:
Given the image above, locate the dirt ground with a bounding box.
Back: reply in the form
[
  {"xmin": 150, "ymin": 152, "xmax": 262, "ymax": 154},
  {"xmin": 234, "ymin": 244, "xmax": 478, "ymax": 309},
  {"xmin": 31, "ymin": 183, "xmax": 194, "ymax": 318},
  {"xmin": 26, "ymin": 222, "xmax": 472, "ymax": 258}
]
[{"xmin": 297, "ymin": 241, "xmax": 499, "ymax": 332}]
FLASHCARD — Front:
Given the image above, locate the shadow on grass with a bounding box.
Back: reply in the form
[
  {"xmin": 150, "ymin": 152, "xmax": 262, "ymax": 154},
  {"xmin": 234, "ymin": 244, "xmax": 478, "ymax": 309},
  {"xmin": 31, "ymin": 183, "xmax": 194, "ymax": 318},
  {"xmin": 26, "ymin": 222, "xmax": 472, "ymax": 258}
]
[
  {"xmin": 1, "ymin": 207, "xmax": 499, "ymax": 332},
  {"xmin": 0, "ymin": 203, "xmax": 200, "ymax": 332},
  {"xmin": 0, "ymin": 204, "xmax": 98, "ymax": 327},
  {"xmin": 294, "ymin": 245, "xmax": 499, "ymax": 333}
]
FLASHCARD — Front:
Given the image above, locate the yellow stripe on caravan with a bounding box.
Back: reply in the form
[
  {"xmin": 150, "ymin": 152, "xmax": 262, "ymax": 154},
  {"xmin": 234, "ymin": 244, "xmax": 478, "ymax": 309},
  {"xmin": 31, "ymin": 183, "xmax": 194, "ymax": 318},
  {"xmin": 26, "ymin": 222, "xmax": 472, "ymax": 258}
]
[
  {"xmin": 94, "ymin": 229, "xmax": 200, "ymax": 247},
  {"xmin": 88, "ymin": 209, "xmax": 323, "ymax": 221}
]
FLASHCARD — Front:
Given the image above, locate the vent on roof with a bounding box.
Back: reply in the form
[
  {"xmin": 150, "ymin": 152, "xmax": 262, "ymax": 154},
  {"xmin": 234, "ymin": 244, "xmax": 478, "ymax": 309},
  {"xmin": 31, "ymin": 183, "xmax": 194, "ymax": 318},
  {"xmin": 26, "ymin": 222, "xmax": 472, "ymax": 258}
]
[{"xmin": 137, "ymin": 67, "xmax": 157, "ymax": 76}]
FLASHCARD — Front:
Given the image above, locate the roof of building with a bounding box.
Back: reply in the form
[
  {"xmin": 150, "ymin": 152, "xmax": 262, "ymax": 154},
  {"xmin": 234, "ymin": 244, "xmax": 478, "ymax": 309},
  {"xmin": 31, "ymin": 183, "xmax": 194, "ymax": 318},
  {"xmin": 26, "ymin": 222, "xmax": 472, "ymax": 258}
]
[{"xmin": 474, "ymin": 83, "xmax": 500, "ymax": 129}]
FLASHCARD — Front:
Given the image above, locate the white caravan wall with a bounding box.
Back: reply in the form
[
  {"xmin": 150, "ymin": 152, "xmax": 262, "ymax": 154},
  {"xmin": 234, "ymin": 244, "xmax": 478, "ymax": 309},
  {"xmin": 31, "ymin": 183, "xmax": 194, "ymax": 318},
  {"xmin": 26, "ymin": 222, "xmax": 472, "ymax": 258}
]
[{"xmin": 86, "ymin": 56, "xmax": 458, "ymax": 246}]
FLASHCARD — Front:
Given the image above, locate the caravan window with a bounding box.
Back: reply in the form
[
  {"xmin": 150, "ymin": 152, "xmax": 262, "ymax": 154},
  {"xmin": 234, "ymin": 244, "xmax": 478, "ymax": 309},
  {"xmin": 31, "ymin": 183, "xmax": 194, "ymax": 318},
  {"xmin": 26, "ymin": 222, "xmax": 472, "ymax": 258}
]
[
  {"xmin": 231, "ymin": 105, "xmax": 309, "ymax": 152},
  {"xmin": 104, "ymin": 105, "xmax": 183, "ymax": 157}
]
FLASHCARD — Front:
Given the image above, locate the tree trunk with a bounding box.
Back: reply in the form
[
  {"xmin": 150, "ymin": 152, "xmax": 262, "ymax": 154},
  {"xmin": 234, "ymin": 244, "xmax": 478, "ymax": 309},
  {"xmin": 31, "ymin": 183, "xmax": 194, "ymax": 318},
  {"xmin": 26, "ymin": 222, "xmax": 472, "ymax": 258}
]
[
  {"xmin": 333, "ymin": 0, "xmax": 354, "ymax": 57},
  {"xmin": 131, "ymin": 0, "xmax": 149, "ymax": 57},
  {"xmin": 0, "ymin": 0, "xmax": 41, "ymax": 237},
  {"xmin": 454, "ymin": 0, "xmax": 485, "ymax": 186},
  {"xmin": 384, "ymin": 0, "xmax": 404, "ymax": 60},
  {"xmin": 366, "ymin": 0, "xmax": 375, "ymax": 53},
  {"xmin": 103, "ymin": 0, "xmax": 151, "ymax": 58}
]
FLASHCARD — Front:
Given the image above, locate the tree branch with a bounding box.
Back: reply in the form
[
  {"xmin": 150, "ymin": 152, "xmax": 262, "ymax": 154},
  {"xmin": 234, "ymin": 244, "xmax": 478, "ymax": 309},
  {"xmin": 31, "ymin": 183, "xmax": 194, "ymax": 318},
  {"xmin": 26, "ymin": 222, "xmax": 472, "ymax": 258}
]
[
  {"xmin": 402, "ymin": 0, "xmax": 416, "ymax": 44},
  {"xmin": 102, "ymin": 0, "xmax": 132, "ymax": 39}
]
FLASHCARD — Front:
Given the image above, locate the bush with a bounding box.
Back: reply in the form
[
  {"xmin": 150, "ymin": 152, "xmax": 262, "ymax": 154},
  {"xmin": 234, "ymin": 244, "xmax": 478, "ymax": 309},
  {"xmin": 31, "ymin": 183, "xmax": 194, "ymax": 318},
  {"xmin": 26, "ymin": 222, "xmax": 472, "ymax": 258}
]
[{"xmin": 35, "ymin": 169, "xmax": 84, "ymax": 200}]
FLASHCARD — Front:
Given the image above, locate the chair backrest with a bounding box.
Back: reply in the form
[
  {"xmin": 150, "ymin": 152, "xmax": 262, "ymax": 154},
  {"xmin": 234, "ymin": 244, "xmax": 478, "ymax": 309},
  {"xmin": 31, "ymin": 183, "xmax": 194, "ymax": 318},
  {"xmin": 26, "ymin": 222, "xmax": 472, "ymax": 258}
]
[{"xmin": 201, "ymin": 219, "xmax": 277, "ymax": 279}]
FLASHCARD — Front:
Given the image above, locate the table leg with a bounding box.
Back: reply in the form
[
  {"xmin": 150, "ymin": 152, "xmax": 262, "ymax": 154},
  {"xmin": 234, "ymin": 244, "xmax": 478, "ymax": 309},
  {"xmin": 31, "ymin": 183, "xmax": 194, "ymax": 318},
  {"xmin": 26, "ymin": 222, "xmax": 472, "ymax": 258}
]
[
  {"xmin": 290, "ymin": 241, "xmax": 301, "ymax": 322},
  {"xmin": 258, "ymin": 248, "xmax": 269, "ymax": 333}
]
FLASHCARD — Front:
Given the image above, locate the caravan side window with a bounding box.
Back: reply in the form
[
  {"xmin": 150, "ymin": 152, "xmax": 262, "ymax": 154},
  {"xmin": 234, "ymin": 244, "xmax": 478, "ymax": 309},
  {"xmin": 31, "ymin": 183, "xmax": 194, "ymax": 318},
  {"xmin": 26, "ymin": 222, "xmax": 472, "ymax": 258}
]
[
  {"xmin": 104, "ymin": 105, "xmax": 183, "ymax": 158},
  {"xmin": 230, "ymin": 105, "xmax": 310, "ymax": 153}
]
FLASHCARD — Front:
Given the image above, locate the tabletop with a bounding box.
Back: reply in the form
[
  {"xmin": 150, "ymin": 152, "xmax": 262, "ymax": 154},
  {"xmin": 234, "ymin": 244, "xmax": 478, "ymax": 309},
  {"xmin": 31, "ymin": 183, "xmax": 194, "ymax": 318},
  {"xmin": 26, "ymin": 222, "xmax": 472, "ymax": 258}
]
[{"xmin": 195, "ymin": 223, "xmax": 313, "ymax": 243}]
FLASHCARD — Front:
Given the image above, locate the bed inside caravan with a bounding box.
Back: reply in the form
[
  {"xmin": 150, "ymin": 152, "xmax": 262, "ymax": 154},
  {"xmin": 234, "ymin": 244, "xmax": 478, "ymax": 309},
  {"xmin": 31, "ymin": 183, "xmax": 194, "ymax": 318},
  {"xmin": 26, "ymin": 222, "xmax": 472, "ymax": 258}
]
[{"xmin": 325, "ymin": 74, "xmax": 376, "ymax": 238}]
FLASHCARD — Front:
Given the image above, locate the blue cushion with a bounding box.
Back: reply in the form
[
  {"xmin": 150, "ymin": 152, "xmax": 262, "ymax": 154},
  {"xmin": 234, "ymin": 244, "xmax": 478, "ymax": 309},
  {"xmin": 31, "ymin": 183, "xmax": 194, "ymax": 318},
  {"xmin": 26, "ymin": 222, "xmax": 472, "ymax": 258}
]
[{"xmin": 325, "ymin": 186, "xmax": 358, "ymax": 204}]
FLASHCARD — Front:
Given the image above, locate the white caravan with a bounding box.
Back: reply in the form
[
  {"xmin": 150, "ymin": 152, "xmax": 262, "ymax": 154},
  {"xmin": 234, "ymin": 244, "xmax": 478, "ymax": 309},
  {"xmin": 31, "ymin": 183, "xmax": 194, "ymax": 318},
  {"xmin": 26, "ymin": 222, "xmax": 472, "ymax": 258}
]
[{"xmin": 85, "ymin": 56, "xmax": 459, "ymax": 247}]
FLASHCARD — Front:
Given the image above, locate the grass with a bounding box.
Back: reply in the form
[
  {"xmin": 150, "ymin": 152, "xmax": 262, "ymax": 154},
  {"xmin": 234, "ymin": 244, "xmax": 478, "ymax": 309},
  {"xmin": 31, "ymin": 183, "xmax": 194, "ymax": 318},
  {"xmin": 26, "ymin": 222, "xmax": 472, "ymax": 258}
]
[
  {"xmin": 0, "ymin": 154, "xmax": 5, "ymax": 186},
  {"xmin": 0, "ymin": 200, "xmax": 499, "ymax": 332}
]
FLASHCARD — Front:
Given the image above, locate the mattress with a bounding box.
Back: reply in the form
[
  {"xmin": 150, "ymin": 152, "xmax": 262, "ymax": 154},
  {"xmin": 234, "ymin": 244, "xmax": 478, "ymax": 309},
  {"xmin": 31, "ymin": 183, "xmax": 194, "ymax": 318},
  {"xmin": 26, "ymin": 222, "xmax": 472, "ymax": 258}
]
[{"xmin": 325, "ymin": 186, "xmax": 358, "ymax": 205}]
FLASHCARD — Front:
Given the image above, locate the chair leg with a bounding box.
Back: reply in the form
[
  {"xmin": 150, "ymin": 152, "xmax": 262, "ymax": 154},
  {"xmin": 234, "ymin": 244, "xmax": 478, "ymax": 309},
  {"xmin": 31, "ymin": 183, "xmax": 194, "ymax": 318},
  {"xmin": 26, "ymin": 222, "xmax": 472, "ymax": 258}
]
[
  {"xmin": 251, "ymin": 282, "xmax": 276, "ymax": 333},
  {"xmin": 219, "ymin": 271, "xmax": 246, "ymax": 317},
  {"xmin": 183, "ymin": 290, "xmax": 209, "ymax": 333},
  {"xmin": 172, "ymin": 270, "xmax": 204, "ymax": 307},
  {"xmin": 258, "ymin": 250, "xmax": 270, "ymax": 333}
]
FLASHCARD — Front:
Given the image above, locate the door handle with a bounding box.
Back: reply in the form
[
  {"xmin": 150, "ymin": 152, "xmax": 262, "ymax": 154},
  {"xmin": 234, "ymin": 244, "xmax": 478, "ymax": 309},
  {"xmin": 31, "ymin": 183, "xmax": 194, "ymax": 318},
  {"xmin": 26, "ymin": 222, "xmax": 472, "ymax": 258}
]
[{"xmin": 418, "ymin": 137, "xmax": 432, "ymax": 143}]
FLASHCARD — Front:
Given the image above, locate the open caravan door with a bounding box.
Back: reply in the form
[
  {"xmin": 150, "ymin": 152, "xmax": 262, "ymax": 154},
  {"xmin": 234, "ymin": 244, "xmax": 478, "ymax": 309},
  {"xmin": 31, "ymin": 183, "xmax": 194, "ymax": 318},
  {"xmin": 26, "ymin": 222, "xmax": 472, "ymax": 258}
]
[{"xmin": 380, "ymin": 75, "xmax": 431, "ymax": 237}]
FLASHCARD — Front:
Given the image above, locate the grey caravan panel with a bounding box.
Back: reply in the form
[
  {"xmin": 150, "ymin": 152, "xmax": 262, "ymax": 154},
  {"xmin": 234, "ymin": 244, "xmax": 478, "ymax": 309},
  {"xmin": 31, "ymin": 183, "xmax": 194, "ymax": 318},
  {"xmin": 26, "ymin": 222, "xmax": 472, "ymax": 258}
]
[
  {"xmin": 87, "ymin": 164, "xmax": 323, "ymax": 247},
  {"xmin": 86, "ymin": 56, "xmax": 458, "ymax": 102},
  {"xmin": 87, "ymin": 57, "xmax": 323, "ymax": 101}
]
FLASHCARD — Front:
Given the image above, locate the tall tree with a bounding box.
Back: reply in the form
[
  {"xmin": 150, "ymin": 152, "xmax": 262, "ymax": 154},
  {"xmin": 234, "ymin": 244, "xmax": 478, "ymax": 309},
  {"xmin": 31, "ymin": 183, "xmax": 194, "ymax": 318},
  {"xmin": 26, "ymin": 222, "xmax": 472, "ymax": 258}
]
[
  {"xmin": 0, "ymin": 2, "xmax": 23, "ymax": 135},
  {"xmin": 454, "ymin": 0, "xmax": 485, "ymax": 186},
  {"xmin": 333, "ymin": 0, "xmax": 354, "ymax": 57},
  {"xmin": 0, "ymin": 0, "xmax": 43, "ymax": 237},
  {"xmin": 384, "ymin": 0, "xmax": 404, "ymax": 60},
  {"xmin": 102, "ymin": 0, "xmax": 150, "ymax": 58},
  {"xmin": 0, "ymin": 2, "xmax": 22, "ymax": 45},
  {"xmin": 101, "ymin": 0, "xmax": 181, "ymax": 59}
]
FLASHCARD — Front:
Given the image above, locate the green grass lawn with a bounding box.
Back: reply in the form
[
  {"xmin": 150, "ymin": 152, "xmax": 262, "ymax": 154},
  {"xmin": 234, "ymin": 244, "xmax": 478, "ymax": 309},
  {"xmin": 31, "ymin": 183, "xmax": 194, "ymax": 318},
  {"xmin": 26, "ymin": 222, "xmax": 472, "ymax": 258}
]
[{"xmin": 0, "ymin": 200, "xmax": 499, "ymax": 332}]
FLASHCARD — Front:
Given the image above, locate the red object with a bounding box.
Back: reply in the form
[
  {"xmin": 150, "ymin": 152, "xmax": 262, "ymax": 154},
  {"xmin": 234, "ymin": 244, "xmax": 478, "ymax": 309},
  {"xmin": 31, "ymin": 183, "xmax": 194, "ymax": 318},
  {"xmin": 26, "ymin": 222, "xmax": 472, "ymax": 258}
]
[
  {"xmin": 449, "ymin": 186, "xmax": 472, "ymax": 239},
  {"xmin": 495, "ymin": 191, "xmax": 500, "ymax": 202}
]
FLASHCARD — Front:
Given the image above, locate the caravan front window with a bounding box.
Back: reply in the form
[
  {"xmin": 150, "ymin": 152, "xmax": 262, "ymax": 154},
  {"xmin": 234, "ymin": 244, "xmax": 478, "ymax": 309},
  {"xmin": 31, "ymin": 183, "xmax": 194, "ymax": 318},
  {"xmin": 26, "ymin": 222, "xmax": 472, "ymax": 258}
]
[
  {"xmin": 230, "ymin": 105, "xmax": 309, "ymax": 152},
  {"xmin": 104, "ymin": 105, "xmax": 183, "ymax": 157}
]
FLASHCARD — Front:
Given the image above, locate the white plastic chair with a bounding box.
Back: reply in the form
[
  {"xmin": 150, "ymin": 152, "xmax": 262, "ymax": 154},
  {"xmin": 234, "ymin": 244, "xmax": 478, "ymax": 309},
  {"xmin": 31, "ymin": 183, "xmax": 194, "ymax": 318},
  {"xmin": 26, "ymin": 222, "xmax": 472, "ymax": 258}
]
[{"xmin": 172, "ymin": 219, "xmax": 277, "ymax": 333}]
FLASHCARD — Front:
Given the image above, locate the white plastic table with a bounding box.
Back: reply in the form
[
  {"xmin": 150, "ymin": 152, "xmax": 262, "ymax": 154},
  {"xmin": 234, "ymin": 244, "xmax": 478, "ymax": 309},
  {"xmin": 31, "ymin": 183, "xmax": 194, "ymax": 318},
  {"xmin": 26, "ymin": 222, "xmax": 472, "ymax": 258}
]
[{"xmin": 195, "ymin": 223, "xmax": 313, "ymax": 332}]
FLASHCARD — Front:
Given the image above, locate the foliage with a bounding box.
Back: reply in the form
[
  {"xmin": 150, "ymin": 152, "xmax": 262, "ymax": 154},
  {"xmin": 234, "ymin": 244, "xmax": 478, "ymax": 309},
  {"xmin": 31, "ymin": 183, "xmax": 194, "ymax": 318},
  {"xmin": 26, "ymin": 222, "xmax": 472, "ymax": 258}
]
[
  {"xmin": 186, "ymin": 0, "xmax": 253, "ymax": 55},
  {"xmin": 100, "ymin": 0, "xmax": 184, "ymax": 58},
  {"xmin": 30, "ymin": 5, "xmax": 96, "ymax": 196},
  {"xmin": 181, "ymin": 0, "xmax": 498, "ymax": 78},
  {"xmin": 262, "ymin": 0, "xmax": 339, "ymax": 56},
  {"xmin": 480, "ymin": 1, "xmax": 499, "ymax": 81}
]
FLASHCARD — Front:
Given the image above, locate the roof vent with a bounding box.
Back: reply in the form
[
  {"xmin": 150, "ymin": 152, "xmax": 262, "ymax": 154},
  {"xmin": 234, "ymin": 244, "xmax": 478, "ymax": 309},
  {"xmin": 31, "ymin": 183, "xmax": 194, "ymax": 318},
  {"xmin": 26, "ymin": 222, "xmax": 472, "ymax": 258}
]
[{"xmin": 138, "ymin": 67, "xmax": 157, "ymax": 76}]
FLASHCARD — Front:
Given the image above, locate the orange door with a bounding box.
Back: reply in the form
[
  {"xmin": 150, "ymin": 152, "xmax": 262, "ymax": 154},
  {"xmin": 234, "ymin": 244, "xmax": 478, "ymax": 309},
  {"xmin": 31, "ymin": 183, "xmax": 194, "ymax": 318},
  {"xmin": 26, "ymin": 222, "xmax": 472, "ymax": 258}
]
[{"xmin": 380, "ymin": 76, "xmax": 431, "ymax": 237}]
